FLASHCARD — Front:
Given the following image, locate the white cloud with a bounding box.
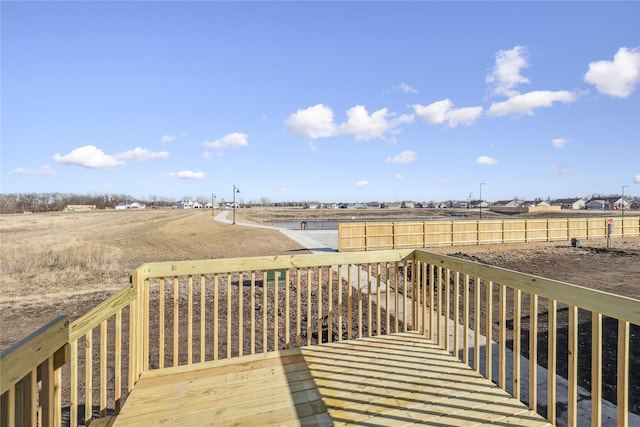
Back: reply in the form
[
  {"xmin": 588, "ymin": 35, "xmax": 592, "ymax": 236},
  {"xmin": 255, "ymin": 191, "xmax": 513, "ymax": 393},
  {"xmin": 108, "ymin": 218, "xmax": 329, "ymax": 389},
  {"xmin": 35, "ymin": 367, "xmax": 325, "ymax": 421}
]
[
  {"xmin": 395, "ymin": 174, "xmax": 405, "ymax": 180},
  {"xmin": 355, "ymin": 181, "xmax": 370, "ymax": 188},
  {"xmin": 584, "ymin": 47, "xmax": 640, "ymax": 98},
  {"xmin": 413, "ymin": 100, "xmax": 482, "ymax": 127},
  {"xmin": 307, "ymin": 141, "xmax": 317, "ymax": 151},
  {"xmin": 116, "ymin": 147, "xmax": 169, "ymax": 162},
  {"xmin": 11, "ymin": 164, "xmax": 57, "ymax": 175},
  {"xmin": 487, "ymin": 90, "xmax": 576, "ymax": 117},
  {"xmin": 285, "ymin": 104, "xmax": 397, "ymax": 142},
  {"xmin": 160, "ymin": 134, "xmax": 175, "ymax": 143},
  {"xmin": 634, "ymin": 175, "xmax": 640, "ymax": 184},
  {"xmin": 277, "ymin": 187, "xmax": 288, "ymax": 193},
  {"xmin": 339, "ymin": 105, "xmax": 390, "ymax": 141},
  {"xmin": 385, "ymin": 150, "xmax": 417, "ymax": 164},
  {"xmin": 476, "ymin": 156, "xmax": 498, "ymax": 165},
  {"xmin": 448, "ymin": 106, "xmax": 484, "ymax": 128},
  {"xmin": 436, "ymin": 178, "xmax": 448, "ymax": 184},
  {"xmin": 413, "ymin": 99, "xmax": 452, "ymax": 125},
  {"xmin": 395, "ymin": 82, "xmax": 418, "ymax": 94},
  {"xmin": 53, "ymin": 145, "xmax": 124, "ymax": 169},
  {"xmin": 163, "ymin": 170, "xmax": 205, "ymax": 180},
  {"xmin": 486, "ymin": 46, "xmax": 529, "ymax": 97},
  {"xmin": 285, "ymin": 104, "xmax": 337, "ymax": 139},
  {"xmin": 53, "ymin": 145, "xmax": 168, "ymax": 169},
  {"xmin": 390, "ymin": 113, "xmax": 415, "ymax": 127},
  {"xmin": 203, "ymin": 132, "xmax": 249, "ymax": 149},
  {"xmin": 552, "ymin": 138, "xmax": 569, "ymax": 148}
]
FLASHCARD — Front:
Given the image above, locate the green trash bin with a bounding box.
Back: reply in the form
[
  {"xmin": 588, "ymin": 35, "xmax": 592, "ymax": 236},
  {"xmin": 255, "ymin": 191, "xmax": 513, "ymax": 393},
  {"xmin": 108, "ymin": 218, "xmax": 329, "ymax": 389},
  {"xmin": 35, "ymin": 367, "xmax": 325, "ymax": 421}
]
[
  {"xmin": 571, "ymin": 238, "xmax": 581, "ymax": 248},
  {"xmin": 266, "ymin": 269, "xmax": 287, "ymax": 288}
]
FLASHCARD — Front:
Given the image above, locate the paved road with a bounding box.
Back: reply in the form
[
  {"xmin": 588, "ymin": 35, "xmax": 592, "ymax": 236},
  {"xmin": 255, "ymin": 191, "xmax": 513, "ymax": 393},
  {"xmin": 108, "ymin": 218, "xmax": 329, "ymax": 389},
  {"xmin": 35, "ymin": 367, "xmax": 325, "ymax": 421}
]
[{"xmin": 214, "ymin": 211, "xmax": 338, "ymax": 253}]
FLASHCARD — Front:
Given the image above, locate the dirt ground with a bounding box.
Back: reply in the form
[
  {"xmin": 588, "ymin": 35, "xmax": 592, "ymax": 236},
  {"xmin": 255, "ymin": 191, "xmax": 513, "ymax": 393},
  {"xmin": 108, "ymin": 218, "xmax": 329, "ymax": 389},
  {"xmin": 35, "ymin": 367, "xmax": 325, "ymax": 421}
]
[{"xmin": 1, "ymin": 208, "xmax": 639, "ymax": 419}]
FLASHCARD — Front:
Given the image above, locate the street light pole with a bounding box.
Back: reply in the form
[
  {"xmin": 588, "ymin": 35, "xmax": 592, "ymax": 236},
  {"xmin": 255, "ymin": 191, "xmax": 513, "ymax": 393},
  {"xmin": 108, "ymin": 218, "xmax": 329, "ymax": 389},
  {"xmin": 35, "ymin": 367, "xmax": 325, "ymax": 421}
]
[
  {"xmin": 232, "ymin": 185, "xmax": 240, "ymax": 225},
  {"xmin": 479, "ymin": 183, "xmax": 485, "ymax": 219},
  {"xmin": 211, "ymin": 193, "xmax": 215, "ymax": 217}
]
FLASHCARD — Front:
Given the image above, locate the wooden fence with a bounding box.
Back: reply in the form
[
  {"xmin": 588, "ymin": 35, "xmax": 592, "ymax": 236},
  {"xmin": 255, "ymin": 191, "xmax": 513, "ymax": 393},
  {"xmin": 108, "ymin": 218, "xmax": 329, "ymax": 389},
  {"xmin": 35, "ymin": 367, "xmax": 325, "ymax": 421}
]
[
  {"xmin": 338, "ymin": 216, "xmax": 640, "ymax": 252},
  {"xmin": 2, "ymin": 249, "xmax": 638, "ymax": 426}
]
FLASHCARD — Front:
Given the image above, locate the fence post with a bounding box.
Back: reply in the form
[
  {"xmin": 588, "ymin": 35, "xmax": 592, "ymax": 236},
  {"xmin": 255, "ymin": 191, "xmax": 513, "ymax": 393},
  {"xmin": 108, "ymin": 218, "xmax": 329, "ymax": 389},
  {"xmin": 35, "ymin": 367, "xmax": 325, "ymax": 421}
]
[
  {"xmin": 546, "ymin": 218, "xmax": 550, "ymax": 242},
  {"xmin": 129, "ymin": 270, "xmax": 145, "ymax": 389},
  {"xmin": 365, "ymin": 223, "xmax": 369, "ymax": 251},
  {"xmin": 391, "ymin": 222, "xmax": 395, "ymax": 250}
]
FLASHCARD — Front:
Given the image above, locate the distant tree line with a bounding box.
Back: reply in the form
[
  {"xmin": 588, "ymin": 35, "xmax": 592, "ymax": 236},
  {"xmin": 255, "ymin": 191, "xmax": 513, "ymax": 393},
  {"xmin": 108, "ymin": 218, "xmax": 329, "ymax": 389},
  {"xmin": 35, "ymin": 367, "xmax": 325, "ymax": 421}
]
[
  {"xmin": 0, "ymin": 193, "xmax": 176, "ymax": 214},
  {"xmin": 0, "ymin": 193, "xmax": 312, "ymax": 214}
]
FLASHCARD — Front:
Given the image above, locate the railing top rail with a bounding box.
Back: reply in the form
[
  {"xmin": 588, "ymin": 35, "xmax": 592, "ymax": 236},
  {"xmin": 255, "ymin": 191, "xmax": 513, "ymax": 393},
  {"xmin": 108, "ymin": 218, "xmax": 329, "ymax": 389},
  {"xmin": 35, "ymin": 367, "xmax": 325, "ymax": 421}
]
[
  {"xmin": 136, "ymin": 249, "xmax": 414, "ymax": 279},
  {"xmin": 414, "ymin": 249, "xmax": 640, "ymax": 325},
  {"xmin": 69, "ymin": 285, "xmax": 137, "ymax": 341},
  {"xmin": 1, "ymin": 315, "xmax": 69, "ymax": 394}
]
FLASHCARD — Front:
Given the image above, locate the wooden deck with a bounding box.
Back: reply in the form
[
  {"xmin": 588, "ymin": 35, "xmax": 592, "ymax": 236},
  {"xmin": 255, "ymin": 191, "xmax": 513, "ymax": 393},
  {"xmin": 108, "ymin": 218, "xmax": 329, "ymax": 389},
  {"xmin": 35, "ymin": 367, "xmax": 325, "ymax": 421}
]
[{"xmin": 111, "ymin": 332, "xmax": 551, "ymax": 426}]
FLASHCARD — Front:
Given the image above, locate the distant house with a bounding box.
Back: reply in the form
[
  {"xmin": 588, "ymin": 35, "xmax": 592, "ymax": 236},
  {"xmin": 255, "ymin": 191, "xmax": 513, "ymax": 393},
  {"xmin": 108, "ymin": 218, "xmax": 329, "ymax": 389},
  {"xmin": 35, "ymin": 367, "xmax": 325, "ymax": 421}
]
[
  {"xmin": 551, "ymin": 198, "xmax": 585, "ymax": 210},
  {"xmin": 585, "ymin": 199, "xmax": 609, "ymax": 210},
  {"xmin": 176, "ymin": 200, "xmax": 194, "ymax": 209},
  {"xmin": 473, "ymin": 200, "xmax": 490, "ymax": 209},
  {"xmin": 493, "ymin": 200, "xmax": 520, "ymax": 208},
  {"xmin": 451, "ymin": 201, "xmax": 468, "ymax": 209},
  {"xmin": 613, "ymin": 197, "xmax": 631, "ymax": 211},
  {"xmin": 115, "ymin": 202, "xmax": 145, "ymax": 210}
]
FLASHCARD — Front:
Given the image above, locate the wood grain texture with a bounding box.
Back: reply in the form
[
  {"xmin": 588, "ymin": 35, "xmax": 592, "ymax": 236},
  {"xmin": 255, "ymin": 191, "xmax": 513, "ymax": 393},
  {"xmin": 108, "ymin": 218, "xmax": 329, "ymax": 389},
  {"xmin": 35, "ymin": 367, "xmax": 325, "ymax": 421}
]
[{"xmin": 111, "ymin": 332, "xmax": 551, "ymax": 426}]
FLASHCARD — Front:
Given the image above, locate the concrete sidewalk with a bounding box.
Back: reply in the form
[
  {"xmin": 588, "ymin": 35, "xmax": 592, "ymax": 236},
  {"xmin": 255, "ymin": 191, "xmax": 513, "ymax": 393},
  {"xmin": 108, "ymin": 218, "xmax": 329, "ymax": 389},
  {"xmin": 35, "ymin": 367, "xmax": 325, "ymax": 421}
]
[{"xmin": 214, "ymin": 210, "xmax": 338, "ymax": 253}]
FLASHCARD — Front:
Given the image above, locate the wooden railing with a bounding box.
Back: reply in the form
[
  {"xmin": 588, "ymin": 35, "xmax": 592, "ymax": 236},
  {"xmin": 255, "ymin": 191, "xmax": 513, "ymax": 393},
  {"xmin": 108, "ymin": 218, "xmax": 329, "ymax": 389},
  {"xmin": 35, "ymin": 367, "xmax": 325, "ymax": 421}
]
[
  {"xmin": 411, "ymin": 249, "xmax": 639, "ymax": 426},
  {"xmin": 1, "ymin": 316, "xmax": 69, "ymax": 426},
  {"xmin": 1, "ymin": 249, "xmax": 638, "ymax": 426},
  {"xmin": 338, "ymin": 216, "xmax": 640, "ymax": 251}
]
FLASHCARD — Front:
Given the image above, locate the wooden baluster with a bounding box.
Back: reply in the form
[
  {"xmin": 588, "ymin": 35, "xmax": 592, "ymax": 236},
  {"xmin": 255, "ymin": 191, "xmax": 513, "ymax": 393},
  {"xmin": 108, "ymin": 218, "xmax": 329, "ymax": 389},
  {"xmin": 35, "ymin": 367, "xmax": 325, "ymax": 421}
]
[{"xmin": 529, "ymin": 294, "xmax": 538, "ymax": 412}]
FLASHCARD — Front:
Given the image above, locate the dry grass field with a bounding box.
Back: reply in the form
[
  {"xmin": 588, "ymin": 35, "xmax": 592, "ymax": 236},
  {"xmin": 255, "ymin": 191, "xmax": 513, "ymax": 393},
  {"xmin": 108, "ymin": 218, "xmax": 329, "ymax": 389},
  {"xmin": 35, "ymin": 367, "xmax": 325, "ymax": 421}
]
[
  {"xmin": 1, "ymin": 207, "xmax": 639, "ymax": 351},
  {"xmin": 0, "ymin": 209, "xmax": 311, "ymax": 349}
]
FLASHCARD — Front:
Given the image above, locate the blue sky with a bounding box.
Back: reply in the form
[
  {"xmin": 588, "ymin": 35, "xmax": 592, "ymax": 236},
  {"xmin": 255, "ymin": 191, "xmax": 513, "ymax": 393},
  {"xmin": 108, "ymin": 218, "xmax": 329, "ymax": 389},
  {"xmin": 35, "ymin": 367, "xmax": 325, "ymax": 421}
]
[{"xmin": 2, "ymin": 1, "xmax": 639, "ymax": 204}]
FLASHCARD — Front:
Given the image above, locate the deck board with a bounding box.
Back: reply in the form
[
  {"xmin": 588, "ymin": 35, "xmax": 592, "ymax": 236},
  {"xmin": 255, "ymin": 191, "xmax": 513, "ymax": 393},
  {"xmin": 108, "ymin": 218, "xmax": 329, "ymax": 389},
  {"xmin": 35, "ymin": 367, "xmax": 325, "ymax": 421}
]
[{"xmin": 111, "ymin": 332, "xmax": 551, "ymax": 426}]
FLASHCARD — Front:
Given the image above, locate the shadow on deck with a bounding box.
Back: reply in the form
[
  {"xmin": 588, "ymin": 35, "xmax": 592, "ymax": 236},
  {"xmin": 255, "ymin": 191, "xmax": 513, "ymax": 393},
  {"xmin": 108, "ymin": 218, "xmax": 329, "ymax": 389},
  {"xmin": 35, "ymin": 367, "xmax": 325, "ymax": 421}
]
[{"xmin": 110, "ymin": 332, "xmax": 550, "ymax": 426}]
